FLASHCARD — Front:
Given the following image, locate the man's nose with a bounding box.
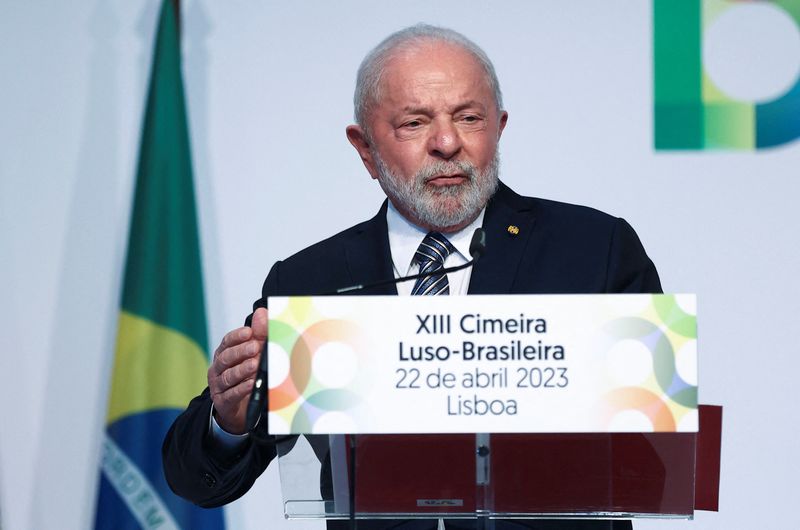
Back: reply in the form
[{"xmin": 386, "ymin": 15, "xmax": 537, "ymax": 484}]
[{"xmin": 427, "ymin": 119, "xmax": 462, "ymax": 159}]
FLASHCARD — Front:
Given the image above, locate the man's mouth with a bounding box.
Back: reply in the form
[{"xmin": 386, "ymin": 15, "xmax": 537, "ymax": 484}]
[{"xmin": 425, "ymin": 174, "xmax": 468, "ymax": 186}]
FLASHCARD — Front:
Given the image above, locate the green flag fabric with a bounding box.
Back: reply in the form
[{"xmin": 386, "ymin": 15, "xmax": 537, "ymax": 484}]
[{"xmin": 94, "ymin": 1, "xmax": 224, "ymax": 528}]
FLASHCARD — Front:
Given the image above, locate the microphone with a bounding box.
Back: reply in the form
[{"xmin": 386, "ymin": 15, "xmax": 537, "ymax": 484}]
[
  {"xmin": 244, "ymin": 227, "xmax": 487, "ymax": 433},
  {"xmin": 245, "ymin": 348, "xmax": 269, "ymax": 433},
  {"xmin": 468, "ymin": 226, "xmax": 487, "ymax": 261}
]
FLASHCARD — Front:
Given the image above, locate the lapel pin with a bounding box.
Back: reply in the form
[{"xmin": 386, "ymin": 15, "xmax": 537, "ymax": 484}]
[{"xmin": 507, "ymin": 225, "xmax": 520, "ymax": 235}]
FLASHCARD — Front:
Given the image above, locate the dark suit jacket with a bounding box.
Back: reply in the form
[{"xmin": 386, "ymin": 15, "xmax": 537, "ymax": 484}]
[{"xmin": 162, "ymin": 182, "xmax": 660, "ymax": 529}]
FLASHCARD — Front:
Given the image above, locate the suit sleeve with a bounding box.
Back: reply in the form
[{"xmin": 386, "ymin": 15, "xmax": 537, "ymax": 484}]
[
  {"xmin": 161, "ymin": 262, "xmax": 282, "ymax": 507},
  {"xmin": 604, "ymin": 218, "xmax": 663, "ymax": 294}
]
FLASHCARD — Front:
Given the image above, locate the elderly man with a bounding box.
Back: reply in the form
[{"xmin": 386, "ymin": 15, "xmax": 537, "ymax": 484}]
[{"xmin": 163, "ymin": 24, "xmax": 659, "ymax": 530}]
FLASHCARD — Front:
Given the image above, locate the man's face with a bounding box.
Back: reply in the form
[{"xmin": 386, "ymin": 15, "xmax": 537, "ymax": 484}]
[{"xmin": 347, "ymin": 43, "xmax": 508, "ymax": 233}]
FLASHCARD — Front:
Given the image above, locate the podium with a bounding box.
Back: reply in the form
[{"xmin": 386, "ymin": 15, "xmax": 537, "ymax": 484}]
[
  {"xmin": 273, "ymin": 406, "xmax": 720, "ymax": 523},
  {"xmin": 266, "ymin": 294, "xmax": 720, "ymax": 524}
]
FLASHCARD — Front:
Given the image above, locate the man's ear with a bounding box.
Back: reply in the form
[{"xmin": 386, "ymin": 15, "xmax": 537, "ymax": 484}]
[
  {"xmin": 497, "ymin": 110, "xmax": 508, "ymax": 139},
  {"xmin": 346, "ymin": 125, "xmax": 379, "ymax": 180}
]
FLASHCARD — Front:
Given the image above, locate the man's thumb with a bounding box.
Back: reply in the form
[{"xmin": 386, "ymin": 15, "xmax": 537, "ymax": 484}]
[{"xmin": 252, "ymin": 307, "xmax": 269, "ymax": 341}]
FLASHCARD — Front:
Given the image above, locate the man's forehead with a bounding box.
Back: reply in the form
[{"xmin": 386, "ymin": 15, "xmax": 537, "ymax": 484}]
[
  {"xmin": 379, "ymin": 44, "xmax": 492, "ymax": 97},
  {"xmin": 383, "ymin": 41, "xmax": 484, "ymax": 75}
]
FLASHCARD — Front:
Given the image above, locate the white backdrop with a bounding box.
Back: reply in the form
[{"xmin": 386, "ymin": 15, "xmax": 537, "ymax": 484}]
[{"xmin": 2, "ymin": 1, "xmax": 799, "ymax": 529}]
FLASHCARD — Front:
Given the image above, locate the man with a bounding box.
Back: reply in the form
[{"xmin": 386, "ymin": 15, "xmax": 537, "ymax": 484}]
[{"xmin": 163, "ymin": 24, "xmax": 660, "ymax": 529}]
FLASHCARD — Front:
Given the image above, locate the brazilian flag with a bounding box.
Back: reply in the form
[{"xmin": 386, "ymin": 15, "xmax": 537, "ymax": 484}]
[{"xmin": 94, "ymin": 1, "xmax": 224, "ymax": 528}]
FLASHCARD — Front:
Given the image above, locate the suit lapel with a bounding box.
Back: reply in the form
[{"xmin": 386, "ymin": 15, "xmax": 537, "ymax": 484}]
[
  {"xmin": 468, "ymin": 182, "xmax": 537, "ymax": 294},
  {"xmin": 343, "ymin": 201, "xmax": 398, "ymax": 295}
]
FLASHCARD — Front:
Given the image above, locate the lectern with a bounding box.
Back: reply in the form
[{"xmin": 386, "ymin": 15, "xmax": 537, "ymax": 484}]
[
  {"xmin": 273, "ymin": 406, "xmax": 720, "ymax": 524},
  {"xmin": 266, "ymin": 294, "xmax": 720, "ymax": 525}
]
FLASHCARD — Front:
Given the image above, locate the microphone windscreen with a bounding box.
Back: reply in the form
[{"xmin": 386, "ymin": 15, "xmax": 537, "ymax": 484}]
[{"xmin": 469, "ymin": 228, "xmax": 487, "ymax": 261}]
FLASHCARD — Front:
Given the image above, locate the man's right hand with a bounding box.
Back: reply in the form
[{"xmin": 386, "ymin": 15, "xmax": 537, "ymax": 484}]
[{"xmin": 208, "ymin": 307, "xmax": 268, "ymax": 435}]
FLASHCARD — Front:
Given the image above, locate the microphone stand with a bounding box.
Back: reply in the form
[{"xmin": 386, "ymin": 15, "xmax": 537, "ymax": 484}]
[{"xmin": 332, "ymin": 258, "xmax": 476, "ymax": 295}]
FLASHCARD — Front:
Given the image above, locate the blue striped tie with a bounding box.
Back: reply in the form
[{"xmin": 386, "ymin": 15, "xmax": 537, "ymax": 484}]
[{"xmin": 411, "ymin": 232, "xmax": 455, "ymax": 296}]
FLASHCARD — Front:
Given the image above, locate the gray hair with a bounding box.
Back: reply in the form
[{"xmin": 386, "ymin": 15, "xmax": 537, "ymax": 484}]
[{"xmin": 353, "ymin": 24, "xmax": 504, "ymax": 130}]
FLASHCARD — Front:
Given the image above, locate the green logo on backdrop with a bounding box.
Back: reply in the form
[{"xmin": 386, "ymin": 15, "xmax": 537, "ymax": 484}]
[{"xmin": 654, "ymin": 0, "xmax": 800, "ymax": 150}]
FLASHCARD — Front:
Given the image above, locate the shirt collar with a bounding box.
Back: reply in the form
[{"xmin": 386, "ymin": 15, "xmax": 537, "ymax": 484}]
[{"xmin": 386, "ymin": 200, "xmax": 486, "ymax": 276}]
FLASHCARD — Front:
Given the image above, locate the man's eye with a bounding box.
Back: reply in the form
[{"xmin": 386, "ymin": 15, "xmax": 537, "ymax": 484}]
[
  {"xmin": 403, "ymin": 120, "xmax": 422, "ymax": 128},
  {"xmin": 462, "ymin": 115, "xmax": 480, "ymax": 123}
]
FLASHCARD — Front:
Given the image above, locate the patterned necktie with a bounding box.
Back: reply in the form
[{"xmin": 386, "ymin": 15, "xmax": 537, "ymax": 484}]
[{"xmin": 411, "ymin": 232, "xmax": 455, "ymax": 296}]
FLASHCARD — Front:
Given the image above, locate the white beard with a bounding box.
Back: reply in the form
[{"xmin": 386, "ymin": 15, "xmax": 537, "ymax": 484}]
[{"xmin": 373, "ymin": 151, "xmax": 500, "ymax": 231}]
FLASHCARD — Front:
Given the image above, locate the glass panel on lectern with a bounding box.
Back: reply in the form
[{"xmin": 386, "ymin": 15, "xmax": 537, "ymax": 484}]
[
  {"xmin": 486, "ymin": 433, "xmax": 696, "ymax": 518},
  {"xmin": 275, "ymin": 434, "xmax": 336, "ymax": 518},
  {"xmin": 277, "ymin": 434, "xmax": 481, "ymax": 519},
  {"xmin": 276, "ymin": 433, "xmax": 697, "ymax": 520}
]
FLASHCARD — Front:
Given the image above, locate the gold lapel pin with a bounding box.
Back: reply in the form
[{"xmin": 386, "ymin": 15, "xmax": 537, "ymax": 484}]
[{"xmin": 507, "ymin": 225, "xmax": 520, "ymax": 235}]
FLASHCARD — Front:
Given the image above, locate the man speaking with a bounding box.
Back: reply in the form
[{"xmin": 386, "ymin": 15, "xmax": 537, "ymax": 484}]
[{"xmin": 163, "ymin": 24, "xmax": 660, "ymax": 530}]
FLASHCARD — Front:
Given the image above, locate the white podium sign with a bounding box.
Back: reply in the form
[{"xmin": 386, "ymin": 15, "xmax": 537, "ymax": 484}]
[{"xmin": 266, "ymin": 294, "xmax": 697, "ymax": 435}]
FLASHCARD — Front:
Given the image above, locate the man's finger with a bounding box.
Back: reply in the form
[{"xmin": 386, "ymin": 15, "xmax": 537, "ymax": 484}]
[
  {"xmin": 219, "ymin": 356, "xmax": 257, "ymax": 390},
  {"xmin": 210, "ymin": 339, "xmax": 260, "ymax": 377},
  {"xmin": 214, "ymin": 377, "xmax": 256, "ymax": 406},
  {"xmin": 215, "ymin": 326, "xmax": 253, "ymax": 358}
]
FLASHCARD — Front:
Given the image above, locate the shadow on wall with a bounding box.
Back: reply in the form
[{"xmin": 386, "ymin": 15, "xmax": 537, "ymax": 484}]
[
  {"xmin": 30, "ymin": 0, "xmax": 127, "ymax": 528},
  {"xmin": 184, "ymin": 0, "xmax": 225, "ymax": 344}
]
